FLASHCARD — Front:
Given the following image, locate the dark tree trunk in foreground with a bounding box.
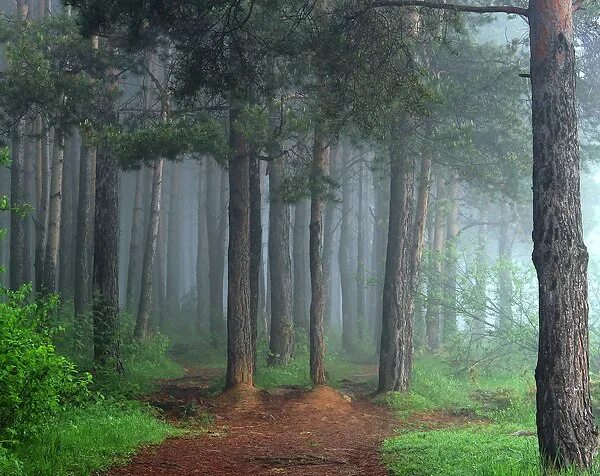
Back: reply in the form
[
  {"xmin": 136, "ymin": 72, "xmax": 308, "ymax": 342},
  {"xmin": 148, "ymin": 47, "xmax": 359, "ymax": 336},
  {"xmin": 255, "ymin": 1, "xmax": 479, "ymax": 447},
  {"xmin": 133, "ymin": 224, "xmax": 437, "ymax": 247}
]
[
  {"xmin": 134, "ymin": 159, "xmax": 164, "ymax": 340},
  {"xmin": 267, "ymin": 158, "xmax": 294, "ymax": 366},
  {"xmin": 249, "ymin": 156, "xmax": 262, "ymax": 370},
  {"xmin": 293, "ymin": 199, "xmax": 310, "ymax": 330},
  {"xmin": 10, "ymin": 127, "xmax": 25, "ymax": 290},
  {"xmin": 74, "ymin": 141, "xmax": 96, "ymax": 319},
  {"xmin": 93, "ymin": 148, "xmax": 122, "ymax": 371},
  {"xmin": 378, "ymin": 129, "xmax": 433, "ymax": 393},
  {"xmin": 530, "ymin": 0, "xmax": 598, "ymax": 467},
  {"xmin": 379, "ymin": 146, "xmax": 415, "ymax": 392},
  {"xmin": 225, "ymin": 107, "xmax": 253, "ymax": 389},
  {"xmin": 309, "ymin": 126, "xmax": 329, "ymax": 386}
]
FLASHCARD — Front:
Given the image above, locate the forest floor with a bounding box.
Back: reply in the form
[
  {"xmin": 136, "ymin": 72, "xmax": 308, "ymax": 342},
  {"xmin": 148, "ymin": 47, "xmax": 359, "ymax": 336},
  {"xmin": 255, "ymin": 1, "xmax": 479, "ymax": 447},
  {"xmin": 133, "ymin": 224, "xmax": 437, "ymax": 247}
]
[{"xmin": 104, "ymin": 365, "xmax": 397, "ymax": 476}]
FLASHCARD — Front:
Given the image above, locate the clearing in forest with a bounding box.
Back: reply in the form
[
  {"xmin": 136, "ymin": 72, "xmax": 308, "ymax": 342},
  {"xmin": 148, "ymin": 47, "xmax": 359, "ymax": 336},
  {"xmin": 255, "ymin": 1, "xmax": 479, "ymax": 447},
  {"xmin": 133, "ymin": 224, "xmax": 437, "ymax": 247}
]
[{"xmin": 106, "ymin": 367, "xmax": 396, "ymax": 476}]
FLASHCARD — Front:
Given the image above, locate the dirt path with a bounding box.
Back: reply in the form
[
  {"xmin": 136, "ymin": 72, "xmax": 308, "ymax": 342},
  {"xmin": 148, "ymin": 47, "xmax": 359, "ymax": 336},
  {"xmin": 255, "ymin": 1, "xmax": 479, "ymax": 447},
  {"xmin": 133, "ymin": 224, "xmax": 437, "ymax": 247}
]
[{"xmin": 107, "ymin": 368, "xmax": 397, "ymax": 475}]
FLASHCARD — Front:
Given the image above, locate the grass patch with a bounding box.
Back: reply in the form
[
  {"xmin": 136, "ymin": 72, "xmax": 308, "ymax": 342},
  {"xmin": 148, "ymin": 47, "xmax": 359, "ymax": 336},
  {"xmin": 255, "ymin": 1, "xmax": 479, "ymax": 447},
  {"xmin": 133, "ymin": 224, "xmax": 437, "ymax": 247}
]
[{"xmin": 4, "ymin": 401, "xmax": 180, "ymax": 476}]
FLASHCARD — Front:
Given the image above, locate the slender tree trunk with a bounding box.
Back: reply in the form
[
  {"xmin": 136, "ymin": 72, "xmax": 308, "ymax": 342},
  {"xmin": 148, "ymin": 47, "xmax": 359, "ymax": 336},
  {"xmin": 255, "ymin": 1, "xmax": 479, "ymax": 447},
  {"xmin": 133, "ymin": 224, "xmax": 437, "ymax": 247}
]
[
  {"xmin": 339, "ymin": 144, "xmax": 356, "ymax": 352},
  {"xmin": 425, "ymin": 174, "xmax": 444, "ymax": 352},
  {"xmin": 59, "ymin": 132, "xmax": 78, "ymax": 297},
  {"xmin": 134, "ymin": 159, "xmax": 164, "ymax": 339},
  {"xmin": 156, "ymin": 163, "xmax": 170, "ymax": 322},
  {"xmin": 293, "ymin": 199, "xmax": 310, "ymax": 330},
  {"xmin": 42, "ymin": 131, "xmax": 65, "ymax": 294},
  {"xmin": 443, "ymin": 171, "xmax": 459, "ymax": 339},
  {"xmin": 529, "ymin": 0, "xmax": 598, "ymax": 466},
  {"xmin": 249, "ymin": 156, "xmax": 262, "ymax": 370},
  {"xmin": 126, "ymin": 168, "xmax": 146, "ymax": 311},
  {"xmin": 74, "ymin": 140, "xmax": 96, "ymax": 319},
  {"xmin": 372, "ymin": 165, "xmax": 389, "ymax": 353},
  {"xmin": 356, "ymin": 160, "xmax": 366, "ymax": 340},
  {"xmin": 206, "ymin": 159, "xmax": 226, "ymax": 341},
  {"xmin": 267, "ymin": 158, "xmax": 294, "ymax": 366},
  {"xmin": 35, "ymin": 118, "xmax": 49, "ymax": 294},
  {"xmin": 309, "ymin": 125, "xmax": 329, "ymax": 386},
  {"xmin": 197, "ymin": 162, "xmax": 210, "ymax": 332},
  {"xmin": 9, "ymin": 126, "xmax": 25, "ymax": 290},
  {"xmin": 322, "ymin": 147, "xmax": 338, "ymax": 328},
  {"xmin": 23, "ymin": 140, "xmax": 34, "ymax": 285},
  {"xmin": 166, "ymin": 163, "xmax": 182, "ymax": 317}
]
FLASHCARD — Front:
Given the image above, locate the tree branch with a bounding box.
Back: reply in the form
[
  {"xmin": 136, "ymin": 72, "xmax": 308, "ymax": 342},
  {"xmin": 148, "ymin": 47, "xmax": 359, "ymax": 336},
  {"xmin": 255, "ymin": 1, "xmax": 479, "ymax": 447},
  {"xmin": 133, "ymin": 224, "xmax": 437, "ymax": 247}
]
[{"xmin": 371, "ymin": 0, "xmax": 529, "ymax": 18}]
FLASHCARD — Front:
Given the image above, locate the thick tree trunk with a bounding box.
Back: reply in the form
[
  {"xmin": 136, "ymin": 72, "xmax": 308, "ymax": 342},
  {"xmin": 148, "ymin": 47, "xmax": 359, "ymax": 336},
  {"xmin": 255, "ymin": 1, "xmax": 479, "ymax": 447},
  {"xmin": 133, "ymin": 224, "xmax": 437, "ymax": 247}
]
[
  {"xmin": 93, "ymin": 147, "xmax": 122, "ymax": 371},
  {"xmin": 529, "ymin": 0, "xmax": 598, "ymax": 467},
  {"xmin": 126, "ymin": 168, "xmax": 146, "ymax": 311},
  {"xmin": 309, "ymin": 125, "xmax": 329, "ymax": 386},
  {"xmin": 225, "ymin": 107, "xmax": 253, "ymax": 389},
  {"xmin": 74, "ymin": 140, "xmax": 96, "ymax": 319},
  {"xmin": 206, "ymin": 159, "xmax": 226, "ymax": 341},
  {"xmin": 378, "ymin": 140, "xmax": 416, "ymax": 393},
  {"xmin": 249, "ymin": 156, "xmax": 262, "ymax": 370},
  {"xmin": 293, "ymin": 199, "xmax": 310, "ymax": 330},
  {"xmin": 9, "ymin": 126, "xmax": 25, "ymax": 290},
  {"xmin": 134, "ymin": 159, "xmax": 164, "ymax": 339},
  {"xmin": 42, "ymin": 131, "xmax": 65, "ymax": 294},
  {"xmin": 267, "ymin": 158, "xmax": 294, "ymax": 366}
]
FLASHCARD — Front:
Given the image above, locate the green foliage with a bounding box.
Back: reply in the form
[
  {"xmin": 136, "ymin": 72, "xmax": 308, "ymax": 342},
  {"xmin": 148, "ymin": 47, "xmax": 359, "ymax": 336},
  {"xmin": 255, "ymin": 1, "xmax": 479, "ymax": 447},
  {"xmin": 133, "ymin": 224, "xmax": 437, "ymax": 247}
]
[
  {"xmin": 0, "ymin": 287, "xmax": 91, "ymax": 441},
  {"xmin": 9, "ymin": 402, "xmax": 179, "ymax": 476}
]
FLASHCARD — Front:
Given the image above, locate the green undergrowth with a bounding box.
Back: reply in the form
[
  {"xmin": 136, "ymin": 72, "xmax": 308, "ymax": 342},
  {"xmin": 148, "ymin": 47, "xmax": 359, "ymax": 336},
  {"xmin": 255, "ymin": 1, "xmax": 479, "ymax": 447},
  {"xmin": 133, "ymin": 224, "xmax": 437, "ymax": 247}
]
[{"xmin": 2, "ymin": 401, "xmax": 180, "ymax": 476}]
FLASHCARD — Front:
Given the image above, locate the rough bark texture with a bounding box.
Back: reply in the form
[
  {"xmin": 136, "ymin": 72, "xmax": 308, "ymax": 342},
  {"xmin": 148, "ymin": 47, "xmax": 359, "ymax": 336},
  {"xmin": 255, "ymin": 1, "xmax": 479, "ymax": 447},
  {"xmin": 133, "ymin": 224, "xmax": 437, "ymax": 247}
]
[
  {"xmin": 134, "ymin": 159, "xmax": 164, "ymax": 340},
  {"xmin": 206, "ymin": 159, "xmax": 226, "ymax": 341},
  {"xmin": 309, "ymin": 126, "xmax": 329, "ymax": 386},
  {"xmin": 530, "ymin": 0, "xmax": 598, "ymax": 467},
  {"xmin": 42, "ymin": 131, "xmax": 65, "ymax": 294},
  {"xmin": 74, "ymin": 141, "xmax": 96, "ymax": 319},
  {"xmin": 225, "ymin": 107, "xmax": 253, "ymax": 389},
  {"xmin": 9, "ymin": 126, "xmax": 25, "ymax": 290},
  {"xmin": 293, "ymin": 199, "xmax": 310, "ymax": 330},
  {"xmin": 267, "ymin": 159, "xmax": 294, "ymax": 366},
  {"xmin": 249, "ymin": 156, "xmax": 262, "ymax": 370},
  {"xmin": 378, "ymin": 140, "xmax": 416, "ymax": 393},
  {"xmin": 93, "ymin": 148, "xmax": 122, "ymax": 371}
]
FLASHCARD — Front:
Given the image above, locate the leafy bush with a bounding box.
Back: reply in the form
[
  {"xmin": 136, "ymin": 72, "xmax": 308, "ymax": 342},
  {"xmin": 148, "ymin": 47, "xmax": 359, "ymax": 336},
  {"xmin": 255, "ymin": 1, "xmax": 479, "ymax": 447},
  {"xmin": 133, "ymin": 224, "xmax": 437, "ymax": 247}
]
[{"xmin": 0, "ymin": 286, "xmax": 90, "ymax": 440}]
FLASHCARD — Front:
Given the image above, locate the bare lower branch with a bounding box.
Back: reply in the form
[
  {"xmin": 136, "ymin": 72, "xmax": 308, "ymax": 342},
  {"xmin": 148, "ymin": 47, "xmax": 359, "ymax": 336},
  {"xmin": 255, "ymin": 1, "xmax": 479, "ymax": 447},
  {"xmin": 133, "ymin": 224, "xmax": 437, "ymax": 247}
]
[{"xmin": 371, "ymin": 0, "xmax": 529, "ymax": 18}]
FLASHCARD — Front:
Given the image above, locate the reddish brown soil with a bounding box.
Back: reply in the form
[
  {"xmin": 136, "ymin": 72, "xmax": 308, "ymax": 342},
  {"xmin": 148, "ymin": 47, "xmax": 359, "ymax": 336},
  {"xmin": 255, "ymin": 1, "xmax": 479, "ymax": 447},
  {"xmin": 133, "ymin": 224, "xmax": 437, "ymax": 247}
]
[{"xmin": 107, "ymin": 368, "xmax": 397, "ymax": 476}]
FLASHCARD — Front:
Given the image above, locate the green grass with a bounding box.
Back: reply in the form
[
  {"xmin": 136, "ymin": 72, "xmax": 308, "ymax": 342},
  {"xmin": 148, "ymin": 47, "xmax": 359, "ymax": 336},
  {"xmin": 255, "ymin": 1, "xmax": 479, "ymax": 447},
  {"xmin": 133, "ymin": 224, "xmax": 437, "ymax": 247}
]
[{"xmin": 2, "ymin": 401, "xmax": 180, "ymax": 476}]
